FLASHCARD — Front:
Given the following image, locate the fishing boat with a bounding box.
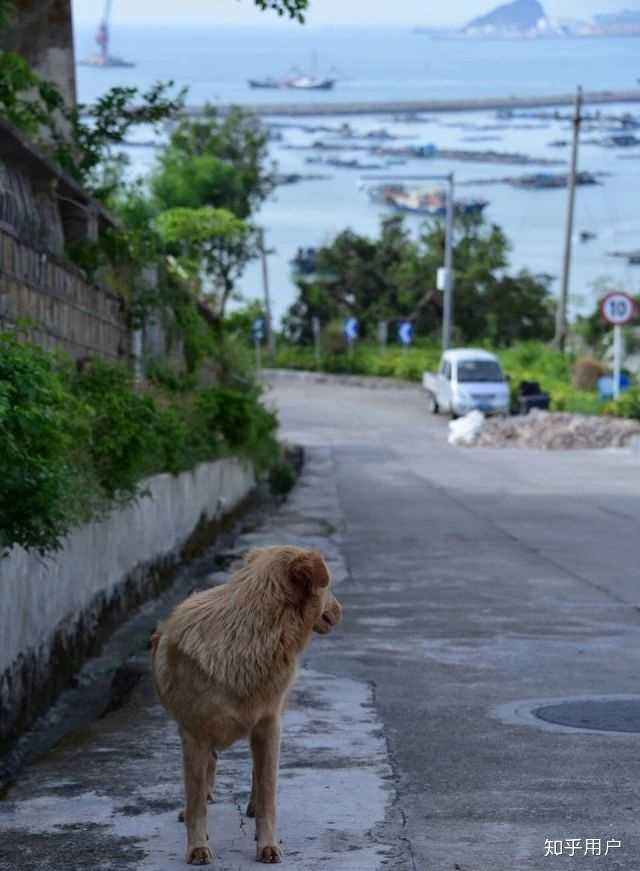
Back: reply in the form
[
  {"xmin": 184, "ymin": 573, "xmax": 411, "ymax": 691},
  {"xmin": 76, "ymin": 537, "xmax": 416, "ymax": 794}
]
[
  {"xmin": 248, "ymin": 74, "xmax": 335, "ymax": 91},
  {"xmin": 249, "ymin": 55, "xmax": 336, "ymax": 91},
  {"xmin": 78, "ymin": 0, "xmax": 135, "ymax": 68},
  {"xmin": 368, "ymin": 185, "xmax": 487, "ymax": 217}
]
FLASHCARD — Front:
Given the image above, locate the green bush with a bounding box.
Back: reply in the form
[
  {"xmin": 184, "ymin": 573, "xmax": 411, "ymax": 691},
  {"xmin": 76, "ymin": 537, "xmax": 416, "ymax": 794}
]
[
  {"xmin": 272, "ymin": 341, "xmax": 440, "ymax": 382},
  {"xmin": 269, "ymin": 460, "xmax": 296, "ymax": 496},
  {"xmin": 196, "ymin": 385, "xmax": 279, "ymax": 471},
  {"xmin": 603, "ymin": 387, "xmax": 640, "ymax": 420},
  {"xmin": 0, "ymin": 335, "xmax": 94, "ymax": 555},
  {"xmin": 72, "ymin": 360, "xmax": 167, "ymax": 499}
]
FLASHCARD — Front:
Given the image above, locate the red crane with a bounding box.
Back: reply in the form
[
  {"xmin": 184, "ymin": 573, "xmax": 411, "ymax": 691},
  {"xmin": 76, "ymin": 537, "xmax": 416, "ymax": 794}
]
[{"xmin": 95, "ymin": 0, "xmax": 112, "ymax": 65}]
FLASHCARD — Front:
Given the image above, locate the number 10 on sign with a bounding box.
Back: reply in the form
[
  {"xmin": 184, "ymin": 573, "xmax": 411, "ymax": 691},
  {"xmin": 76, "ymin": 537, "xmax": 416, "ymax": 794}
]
[{"xmin": 600, "ymin": 292, "xmax": 637, "ymax": 399}]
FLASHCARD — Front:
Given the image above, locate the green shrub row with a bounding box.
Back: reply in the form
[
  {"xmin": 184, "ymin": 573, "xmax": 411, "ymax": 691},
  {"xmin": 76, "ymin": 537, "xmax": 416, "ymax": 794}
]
[
  {"xmin": 0, "ymin": 334, "xmax": 278, "ymax": 556},
  {"xmin": 273, "ymin": 343, "xmax": 441, "ymax": 383}
]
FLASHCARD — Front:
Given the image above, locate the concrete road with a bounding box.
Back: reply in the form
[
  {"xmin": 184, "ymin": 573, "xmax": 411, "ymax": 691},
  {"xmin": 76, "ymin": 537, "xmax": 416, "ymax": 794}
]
[{"xmin": 267, "ymin": 373, "xmax": 640, "ymax": 871}]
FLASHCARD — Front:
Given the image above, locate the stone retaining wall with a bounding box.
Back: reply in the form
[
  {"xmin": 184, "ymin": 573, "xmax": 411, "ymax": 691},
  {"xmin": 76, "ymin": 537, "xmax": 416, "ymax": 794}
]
[
  {"xmin": 0, "ymin": 227, "xmax": 130, "ymax": 364},
  {"xmin": 0, "ymin": 458, "xmax": 255, "ymax": 752}
]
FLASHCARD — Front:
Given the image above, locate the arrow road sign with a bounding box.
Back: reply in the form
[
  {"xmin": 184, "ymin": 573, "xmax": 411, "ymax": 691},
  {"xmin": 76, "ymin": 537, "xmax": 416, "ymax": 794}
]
[
  {"xmin": 397, "ymin": 321, "xmax": 414, "ymax": 346},
  {"xmin": 252, "ymin": 317, "xmax": 265, "ymax": 341},
  {"xmin": 601, "ymin": 291, "xmax": 637, "ymax": 326},
  {"xmin": 344, "ymin": 318, "xmax": 359, "ymax": 341}
]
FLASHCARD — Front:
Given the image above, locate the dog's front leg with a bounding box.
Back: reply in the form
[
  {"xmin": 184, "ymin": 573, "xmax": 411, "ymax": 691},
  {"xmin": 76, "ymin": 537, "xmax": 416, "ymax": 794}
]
[
  {"xmin": 246, "ymin": 765, "xmax": 256, "ymax": 818},
  {"xmin": 250, "ymin": 716, "xmax": 282, "ymax": 863},
  {"xmin": 181, "ymin": 730, "xmax": 214, "ymax": 865}
]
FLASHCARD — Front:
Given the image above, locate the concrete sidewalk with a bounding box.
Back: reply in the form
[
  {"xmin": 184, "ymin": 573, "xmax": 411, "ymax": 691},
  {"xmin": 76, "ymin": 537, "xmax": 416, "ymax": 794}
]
[{"xmin": 0, "ymin": 449, "xmax": 407, "ymax": 871}]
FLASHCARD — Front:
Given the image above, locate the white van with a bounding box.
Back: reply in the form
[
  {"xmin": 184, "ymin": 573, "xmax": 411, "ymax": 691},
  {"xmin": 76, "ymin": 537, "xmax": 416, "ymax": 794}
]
[{"xmin": 422, "ymin": 348, "xmax": 510, "ymax": 417}]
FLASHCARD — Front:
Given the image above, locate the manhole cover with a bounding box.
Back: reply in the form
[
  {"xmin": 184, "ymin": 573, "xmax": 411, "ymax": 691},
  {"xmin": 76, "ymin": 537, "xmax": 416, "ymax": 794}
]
[{"xmin": 533, "ymin": 699, "xmax": 640, "ymax": 734}]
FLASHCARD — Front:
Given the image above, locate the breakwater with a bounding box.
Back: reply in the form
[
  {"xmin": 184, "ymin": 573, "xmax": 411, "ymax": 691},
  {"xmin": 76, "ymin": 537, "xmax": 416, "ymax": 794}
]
[{"xmin": 187, "ymin": 89, "xmax": 640, "ymax": 118}]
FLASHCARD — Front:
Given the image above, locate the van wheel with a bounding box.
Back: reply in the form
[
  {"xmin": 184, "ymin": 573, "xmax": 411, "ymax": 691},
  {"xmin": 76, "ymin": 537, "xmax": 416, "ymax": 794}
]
[{"xmin": 427, "ymin": 393, "xmax": 439, "ymax": 414}]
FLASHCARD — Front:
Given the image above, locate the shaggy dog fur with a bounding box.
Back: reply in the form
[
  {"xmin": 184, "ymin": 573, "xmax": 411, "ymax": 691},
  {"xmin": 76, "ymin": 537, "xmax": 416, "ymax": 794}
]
[{"xmin": 151, "ymin": 545, "xmax": 342, "ymax": 865}]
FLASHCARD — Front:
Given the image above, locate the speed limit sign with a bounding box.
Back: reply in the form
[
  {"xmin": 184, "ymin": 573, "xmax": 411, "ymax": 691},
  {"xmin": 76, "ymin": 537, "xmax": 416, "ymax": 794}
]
[{"xmin": 601, "ymin": 291, "xmax": 637, "ymax": 326}]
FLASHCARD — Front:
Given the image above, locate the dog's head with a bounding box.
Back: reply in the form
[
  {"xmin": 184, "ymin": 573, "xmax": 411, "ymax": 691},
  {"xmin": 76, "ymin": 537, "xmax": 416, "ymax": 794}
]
[
  {"xmin": 241, "ymin": 546, "xmax": 342, "ymax": 635},
  {"xmin": 287, "ymin": 549, "xmax": 343, "ymax": 635}
]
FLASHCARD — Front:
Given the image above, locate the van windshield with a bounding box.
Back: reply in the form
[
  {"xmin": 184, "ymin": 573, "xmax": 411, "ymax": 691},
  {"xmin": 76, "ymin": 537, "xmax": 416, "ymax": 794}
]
[{"xmin": 457, "ymin": 360, "xmax": 504, "ymax": 383}]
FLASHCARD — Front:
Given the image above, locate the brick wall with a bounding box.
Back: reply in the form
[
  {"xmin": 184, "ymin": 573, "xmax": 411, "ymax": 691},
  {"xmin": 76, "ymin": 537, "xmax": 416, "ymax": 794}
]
[{"xmin": 0, "ymin": 227, "xmax": 131, "ymax": 364}]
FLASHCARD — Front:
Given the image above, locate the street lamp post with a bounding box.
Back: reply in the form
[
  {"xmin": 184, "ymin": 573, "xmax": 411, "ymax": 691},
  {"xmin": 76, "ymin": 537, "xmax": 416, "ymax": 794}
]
[
  {"xmin": 258, "ymin": 228, "xmax": 275, "ymax": 359},
  {"xmin": 441, "ymin": 172, "xmax": 455, "ymax": 351},
  {"xmin": 554, "ymin": 86, "xmax": 583, "ymax": 352}
]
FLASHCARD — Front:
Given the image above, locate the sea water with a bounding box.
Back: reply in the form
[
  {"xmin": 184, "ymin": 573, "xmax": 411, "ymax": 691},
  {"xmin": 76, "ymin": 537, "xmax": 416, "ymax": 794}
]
[{"xmin": 75, "ymin": 26, "xmax": 640, "ymax": 325}]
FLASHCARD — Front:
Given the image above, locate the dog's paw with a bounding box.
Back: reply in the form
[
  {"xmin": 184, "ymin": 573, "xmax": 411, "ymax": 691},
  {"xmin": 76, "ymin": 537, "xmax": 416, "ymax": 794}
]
[
  {"xmin": 257, "ymin": 844, "xmax": 282, "ymax": 864},
  {"xmin": 246, "ymin": 798, "xmax": 255, "ymax": 818},
  {"xmin": 187, "ymin": 845, "xmax": 212, "ymax": 865}
]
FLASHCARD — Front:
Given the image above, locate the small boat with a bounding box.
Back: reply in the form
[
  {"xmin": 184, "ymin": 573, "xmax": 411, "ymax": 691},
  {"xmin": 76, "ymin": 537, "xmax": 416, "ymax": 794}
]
[
  {"xmin": 247, "ymin": 74, "xmax": 335, "ymax": 91},
  {"xmin": 509, "ymin": 171, "xmax": 599, "ymax": 189},
  {"xmin": 606, "ymin": 248, "xmax": 640, "ymax": 264},
  {"xmin": 368, "ymin": 185, "xmax": 487, "ymax": 217},
  {"xmin": 579, "ymin": 231, "xmax": 597, "ymax": 243},
  {"xmin": 327, "ymin": 157, "xmax": 382, "ymax": 170},
  {"xmin": 601, "ymin": 134, "xmax": 640, "ymax": 148}
]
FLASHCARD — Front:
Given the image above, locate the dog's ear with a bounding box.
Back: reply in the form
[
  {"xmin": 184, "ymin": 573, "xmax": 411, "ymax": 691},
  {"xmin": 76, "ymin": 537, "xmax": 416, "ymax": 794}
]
[{"xmin": 289, "ymin": 551, "xmax": 330, "ymax": 594}]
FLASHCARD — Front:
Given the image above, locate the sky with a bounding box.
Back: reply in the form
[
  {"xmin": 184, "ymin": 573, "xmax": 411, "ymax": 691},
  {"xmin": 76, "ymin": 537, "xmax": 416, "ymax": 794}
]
[{"xmin": 72, "ymin": 0, "xmax": 640, "ymax": 29}]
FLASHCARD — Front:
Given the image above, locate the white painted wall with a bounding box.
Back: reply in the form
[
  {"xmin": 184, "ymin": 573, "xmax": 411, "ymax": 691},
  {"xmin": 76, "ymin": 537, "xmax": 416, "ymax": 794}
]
[{"xmin": 0, "ymin": 458, "xmax": 254, "ymax": 675}]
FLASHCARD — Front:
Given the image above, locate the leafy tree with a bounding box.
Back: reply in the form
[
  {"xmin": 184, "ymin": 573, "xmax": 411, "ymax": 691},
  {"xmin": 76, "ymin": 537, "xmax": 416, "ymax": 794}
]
[
  {"xmin": 156, "ymin": 206, "xmax": 256, "ymax": 317},
  {"xmin": 284, "ymin": 213, "xmax": 555, "ymax": 347},
  {"xmin": 152, "ymin": 106, "xmax": 275, "ymax": 219},
  {"xmin": 149, "ymin": 108, "xmax": 273, "ymax": 317}
]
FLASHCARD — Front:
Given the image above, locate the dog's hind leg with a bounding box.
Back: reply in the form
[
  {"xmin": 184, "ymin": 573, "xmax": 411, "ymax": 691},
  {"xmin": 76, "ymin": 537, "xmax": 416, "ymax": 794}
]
[
  {"xmin": 181, "ymin": 730, "xmax": 214, "ymax": 865},
  {"xmin": 245, "ymin": 766, "xmax": 256, "ymax": 818},
  {"xmin": 250, "ymin": 716, "xmax": 283, "ymax": 864}
]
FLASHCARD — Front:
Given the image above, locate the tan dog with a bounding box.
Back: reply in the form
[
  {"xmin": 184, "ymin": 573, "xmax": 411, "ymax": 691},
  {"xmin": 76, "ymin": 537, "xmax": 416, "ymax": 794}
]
[{"xmin": 151, "ymin": 545, "xmax": 342, "ymax": 865}]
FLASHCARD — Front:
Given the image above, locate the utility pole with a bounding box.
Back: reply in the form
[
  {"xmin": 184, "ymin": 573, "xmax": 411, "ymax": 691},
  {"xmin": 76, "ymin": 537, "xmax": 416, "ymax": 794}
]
[
  {"xmin": 554, "ymin": 86, "xmax": 583, "ymax": 351},
  {"xmin": 441, "ymin": 172, "xmax": 455, "ymax": 351},
  {"xmin": 258, "ymin": 228, "xmax": 275, "ymax": 358}
]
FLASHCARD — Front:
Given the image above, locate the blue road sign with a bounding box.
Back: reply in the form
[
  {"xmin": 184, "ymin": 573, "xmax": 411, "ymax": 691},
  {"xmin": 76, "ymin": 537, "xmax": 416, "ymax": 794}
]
[
  {"xmin": 344, "ymin": 317, "xmax": 359, "ymax": 341},
  {"xmin": 252, "ymin": 317, "xmax": 265, "ymax": 341},
  {"xmin": 597, "ymin": 373, "xmax": 631, "ymax": 400},
  {"xmin": 397, "ymin": 321, "xmax": 414, "ymax": 346}
]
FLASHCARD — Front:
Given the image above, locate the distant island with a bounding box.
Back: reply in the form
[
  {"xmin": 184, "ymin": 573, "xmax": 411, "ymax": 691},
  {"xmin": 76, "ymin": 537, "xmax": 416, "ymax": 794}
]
[
  {"xmin": 464, "ymin": 0, "xmax": 551, "ymax": 37},
  {"xmin": 416, "ymin": 0, "xmax": 640, "ymax": 38},
  {"xmin": 593, "ymin": 8, "xmax": 640, "ymax": 33}
]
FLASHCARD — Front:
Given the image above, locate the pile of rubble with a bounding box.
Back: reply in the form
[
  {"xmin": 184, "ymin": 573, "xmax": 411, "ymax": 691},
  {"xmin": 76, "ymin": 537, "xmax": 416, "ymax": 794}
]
[{"xmin": 451, "ymin": 409, "xmax": 640, "ymax": 450}]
